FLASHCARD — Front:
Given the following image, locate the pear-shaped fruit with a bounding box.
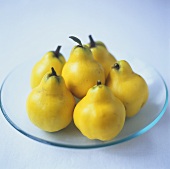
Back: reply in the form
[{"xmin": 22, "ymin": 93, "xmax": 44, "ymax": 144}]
[
  {"xmin": 106, "ymin": 60, "xmax": 149, "ymax": 117},
  {"xmin": 26, "ymin": 67, "xmax": 76, "ymax": 132},
  {"xmin": 73, "ymin": 80, "xmax": 126, "ymax": 141},
  {"xmin": 87, "ymin": 35, "xmax": 117, "ymax": 78},
  {"xmin": 62, "ymin": 36, "xmax": 105, "ymax": 99},
  {"xmin": 30, "ymin": 46, "xmax": 66, "ymax": 88}
]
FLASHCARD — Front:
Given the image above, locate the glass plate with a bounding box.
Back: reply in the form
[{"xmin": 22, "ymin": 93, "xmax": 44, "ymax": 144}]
[{"xmin": 0, "ymin": 57, "xmax": 168, "ymax": 149}]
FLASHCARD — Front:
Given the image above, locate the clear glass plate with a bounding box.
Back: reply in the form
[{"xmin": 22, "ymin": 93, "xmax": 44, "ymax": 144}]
[{"xmin": 0, "ymin": 57, "xmax": 168, "ymax": 149}]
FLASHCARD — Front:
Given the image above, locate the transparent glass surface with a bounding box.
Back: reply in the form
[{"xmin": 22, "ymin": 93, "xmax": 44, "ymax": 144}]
[{"xmin": 0, "ymin": 57, "xmax": 168, "ymax": 149}]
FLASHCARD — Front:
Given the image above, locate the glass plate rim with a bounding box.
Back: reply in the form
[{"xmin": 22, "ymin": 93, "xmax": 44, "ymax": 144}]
[{"xmin": 0, "ymin": 61, "xmax": 169, "ymax": 149}]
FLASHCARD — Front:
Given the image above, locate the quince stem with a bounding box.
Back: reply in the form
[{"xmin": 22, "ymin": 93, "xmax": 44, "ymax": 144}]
[
  {"xmin": 97, "ymin": 80, "xmax": 101, "ymax": 86},
  {"xmin": 89, "ymin": 35, "xmax": 96, "ymax": 48},
  {"xmin": 54, "ymin": 46, "xmax": 61, "ymax": 58},
  {"xmin": 51, "ymin": 67, "xmax": 57, "ymax": 76},
  {"xmin": 112, "ymin": 63, "xmax": 120, "ymax": 70}
]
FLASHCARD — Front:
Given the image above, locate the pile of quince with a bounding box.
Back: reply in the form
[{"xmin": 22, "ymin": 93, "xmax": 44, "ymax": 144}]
[{"xmin": 26, "ymin": 35, "xmax": 149, "ymax": 141}]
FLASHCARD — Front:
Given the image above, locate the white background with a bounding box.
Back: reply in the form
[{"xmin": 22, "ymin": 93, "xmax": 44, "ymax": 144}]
[{"xmin": 0, "ymin": 0, "xmax": 170, "ymax": 168}]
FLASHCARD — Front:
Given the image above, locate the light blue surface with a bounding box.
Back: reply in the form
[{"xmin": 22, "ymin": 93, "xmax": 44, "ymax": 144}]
[{"xmin": 0, "ymin": 1, "xmax": 169, "ymax": 168}]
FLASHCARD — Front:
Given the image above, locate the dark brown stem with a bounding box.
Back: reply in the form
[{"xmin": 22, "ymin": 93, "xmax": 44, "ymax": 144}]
[
  {"xmin": 89, "ymin": 35, "xmax": 96, "ymax": 48},
  {"xmin": 97, "ymin": 80, "xmax": 102, "ymax": 86},
  {"xmin": 54, "ymin": 46, "xmax": 61, "ymax": 58},
  {"xmin": 51, "ymin": 67, "xmax": 57, "ymax": 76},
  {"xmin": 112, "ymin": 63, "xmax": 120, "ymax": 70}
]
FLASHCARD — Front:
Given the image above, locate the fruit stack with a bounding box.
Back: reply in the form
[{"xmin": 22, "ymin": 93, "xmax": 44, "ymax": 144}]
[{"xmin": 26, "ymin": 35, "xmax": 149, "ymax": 141}]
